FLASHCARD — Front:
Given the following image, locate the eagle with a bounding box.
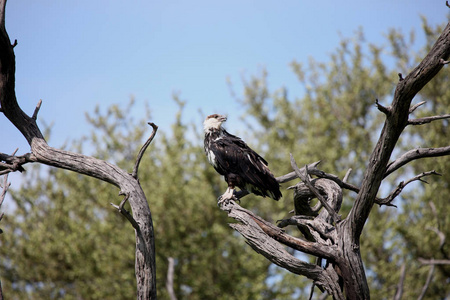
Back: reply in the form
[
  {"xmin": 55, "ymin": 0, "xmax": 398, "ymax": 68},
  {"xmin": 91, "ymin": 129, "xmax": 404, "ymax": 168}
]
[{"xmin": 203, "ymin": 114, "xmax": 282, "ymax": 203}]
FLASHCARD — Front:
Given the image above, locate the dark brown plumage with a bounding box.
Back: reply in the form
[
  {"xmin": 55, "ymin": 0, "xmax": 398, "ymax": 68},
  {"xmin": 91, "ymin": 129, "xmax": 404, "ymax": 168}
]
[{"xmin": 203, "ymin": 114, "xmax": 282, "ymax": 202}]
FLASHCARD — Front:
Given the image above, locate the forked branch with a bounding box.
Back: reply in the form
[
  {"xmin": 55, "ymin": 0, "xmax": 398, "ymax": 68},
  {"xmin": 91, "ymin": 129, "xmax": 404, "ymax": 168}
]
[
  {"xmin": 0, "ymin": 1, "xmax": 158, "ymax": 297},
  {"xmin": 378, "ymin": 171, "xmax": 441, "ymax": 206}
]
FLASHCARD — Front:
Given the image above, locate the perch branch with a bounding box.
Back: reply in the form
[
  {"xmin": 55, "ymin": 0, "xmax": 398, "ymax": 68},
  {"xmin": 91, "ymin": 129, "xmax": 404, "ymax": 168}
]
[
  {"xmin": 220, "ymin": 200, "xmax": 336, "ymax": 260},
  {"xmin": 132, "ymin": 122, "xmax": 158, "ymax": 179},
  {"xmin": 221, "ymin": 201, "xmax": 344, "ymax": 298}
]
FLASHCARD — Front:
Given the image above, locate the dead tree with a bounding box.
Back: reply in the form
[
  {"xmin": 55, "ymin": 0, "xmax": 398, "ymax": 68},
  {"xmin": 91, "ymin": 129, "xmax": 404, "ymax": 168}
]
[
  {"xmin": 0, "ymin": 1, "xmax": 157, "ymax": 299},
  {"xmin": 219, "ymin": 18, "xmax": 450, "ymax": 300}
]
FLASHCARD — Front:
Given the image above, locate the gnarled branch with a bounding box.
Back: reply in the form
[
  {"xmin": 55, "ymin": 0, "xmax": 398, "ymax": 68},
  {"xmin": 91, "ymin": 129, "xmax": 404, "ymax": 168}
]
[
  {"xmin": 0, "ymin": 1, "xmax": 158, "ymax": 297},
  {"xmin": 220, "ymin": 200, "xmax": 343, "ymax": 298}
]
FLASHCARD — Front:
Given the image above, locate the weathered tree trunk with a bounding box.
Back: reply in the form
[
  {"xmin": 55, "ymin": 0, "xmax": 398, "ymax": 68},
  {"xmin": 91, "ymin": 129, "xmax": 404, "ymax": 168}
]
[
  {"xmin": 220, "ymin": 21, "xmax": 450, "ymax": 300},
  {"xmin": 0, "ymin": 1, "xmax": 157, "ymax": 298}
]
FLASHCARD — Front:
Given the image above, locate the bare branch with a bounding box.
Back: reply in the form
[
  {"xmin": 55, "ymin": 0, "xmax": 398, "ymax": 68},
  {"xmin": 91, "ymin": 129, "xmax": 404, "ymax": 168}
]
[
  {"xmin": 0, "ymin": 173, "xmax": 10, "ymax": 233},
  {"xmin": 379, "ymin": 171, "xmax": 440, "ymax": 205},
  {"xmin": 31, "ymin": 99, "xmax": 42, "ymax": 121},
  {"xmin": 132, "ymin": 122, "xmax": 158, "ymax": 179},
  {"xmin": 408, "ymin": 113, "xmax": 450, "ymax": 125},
  {"xmin": 342, "ymin": 168, "xmax": 352, "ymax": 183},
  {"xmin": 409, "ymin": 101, "xmax": 426, "ymax": 114},
  {"xmin": 220, "ymin": 200, "xmax": 336, "ymax": 260},
  {"xmin": 276, "ymin": 161, "xmax": 322, "ymax": 183},
  {"xmin": 277, "ymin": 215, "xmax": 337, "ymax": 245},
  {"xmin": 393, "ymin": 264, "xmax": 406, "ymax": 300},
  {"xmin": 375, "ymin": 99, "xmax": 391, "ymax": 115},
  {"xmin": 385, "ymin": 147, "xmax": 450, "ymax": 178},
  {"xmin": 166, "ymin": 257, "xmax": 177, "ymax": 300},
  {"xmin": 277, "ymin": 215, "xmax": 315, "ymax": 227},
  {"xmin": 0, "ymin": 151, "xmax": 38, "ymax": 174},
  {"xmin": 110, "ymin": 192, "xmax": 140, "ymax": 231},
  {"xmin": 418, "ymin": 258, "xmax": 450, "ymax": 265},
  {"xmin": 222, "ymin": 201, "xmax": 344, "ymax": 299},
  {"xmin": 290, "ymin": 154, "xmax": 340, "ymax": 224},
  {"xmin": 0, "ymin": 174, "xmax": 10, "ymax": 208},
  {"xmin": 417, "ymin": 265, "xmax": 435, "ymax": 300}
]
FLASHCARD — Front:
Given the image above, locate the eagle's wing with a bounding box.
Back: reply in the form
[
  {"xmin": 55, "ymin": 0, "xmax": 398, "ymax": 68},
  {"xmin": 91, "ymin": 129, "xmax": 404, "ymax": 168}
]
[{"xmin": 210, "ymin": 132, "xmax": 276, "ymax": 192}]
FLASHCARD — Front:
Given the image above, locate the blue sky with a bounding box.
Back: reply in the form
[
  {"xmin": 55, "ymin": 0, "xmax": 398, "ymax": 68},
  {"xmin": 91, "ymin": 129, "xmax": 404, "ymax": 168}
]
[{"xmin": 1, "ymin": 1, "xmax": 448, "ymax": 189}]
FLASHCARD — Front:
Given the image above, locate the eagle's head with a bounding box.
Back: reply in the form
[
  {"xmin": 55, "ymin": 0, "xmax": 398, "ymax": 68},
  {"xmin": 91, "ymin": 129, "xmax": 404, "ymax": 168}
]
[{"xmin": 203, "ymin": 114, "xmax": 227, "ymax": 132}]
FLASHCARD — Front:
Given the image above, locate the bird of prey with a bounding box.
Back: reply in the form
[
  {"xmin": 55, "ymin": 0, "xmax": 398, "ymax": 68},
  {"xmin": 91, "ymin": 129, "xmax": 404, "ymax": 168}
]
[{"xmin": 203, "ymin": 114, "xmax": 282, "ymax": 203}]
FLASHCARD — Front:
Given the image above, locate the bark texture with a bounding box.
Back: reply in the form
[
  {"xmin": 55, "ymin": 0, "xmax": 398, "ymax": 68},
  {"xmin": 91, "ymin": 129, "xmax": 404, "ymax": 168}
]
[
  {"xmin": 0, "ymin": 1, "xmax": 157, "ymax": 298},
  {"xmin": 220, "ymin": 21, "xmax": 450, "ymax": 300}
]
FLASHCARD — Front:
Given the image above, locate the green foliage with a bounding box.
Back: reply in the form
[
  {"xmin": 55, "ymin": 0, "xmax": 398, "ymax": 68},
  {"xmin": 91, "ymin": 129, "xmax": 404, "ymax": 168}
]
[
  {"xmin": 236, "ymin": 20, "xmax": 449, "ymax": 299},
  {"xmin": 0, "ymin": 99, "xmax": 277, "ymax": 299},
  {"xmin": 238, "ymin": 29, "xmax": 396, "ymax": 183}
]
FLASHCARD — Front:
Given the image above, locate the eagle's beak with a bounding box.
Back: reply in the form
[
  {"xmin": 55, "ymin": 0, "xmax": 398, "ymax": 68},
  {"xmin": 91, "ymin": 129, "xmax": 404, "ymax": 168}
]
[{"xmin": 218, "ymin": 115, "xmax": 227, "ymax": 122}]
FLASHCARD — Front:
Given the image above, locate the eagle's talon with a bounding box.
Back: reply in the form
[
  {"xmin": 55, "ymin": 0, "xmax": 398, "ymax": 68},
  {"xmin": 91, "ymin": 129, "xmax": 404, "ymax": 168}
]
[{"xmin": 217, "ymin": 196, "xmax": 230, "ymax": 207}]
